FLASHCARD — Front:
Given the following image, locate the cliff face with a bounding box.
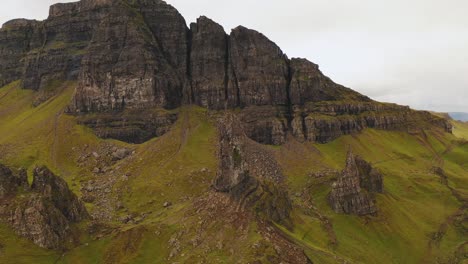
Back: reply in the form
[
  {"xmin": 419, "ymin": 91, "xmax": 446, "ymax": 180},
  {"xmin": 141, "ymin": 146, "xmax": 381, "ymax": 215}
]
[
  {"xmin": 0, "ymin": 165, "xmax": 28, "ymax": 198},
  {"xmin": 0, "ymin": 0, "xmax": 452, "ymax": 144}
]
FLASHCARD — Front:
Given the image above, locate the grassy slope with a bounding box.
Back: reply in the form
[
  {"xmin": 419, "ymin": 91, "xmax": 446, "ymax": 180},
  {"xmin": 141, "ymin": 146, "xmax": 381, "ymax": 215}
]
[
  {"xmin": 452, "ymin": 120, "xmax": 468, "ymax": 140},
  {"xmin": 0, "ymin": 82, "xmax": 466, "ymax": 263}
]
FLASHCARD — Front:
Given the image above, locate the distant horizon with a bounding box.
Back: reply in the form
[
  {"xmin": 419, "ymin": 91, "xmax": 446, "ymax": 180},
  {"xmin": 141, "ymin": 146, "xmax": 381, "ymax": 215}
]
[{"xmin": 1, "ymin": 0, "xmax": 467, "ymax": 113}]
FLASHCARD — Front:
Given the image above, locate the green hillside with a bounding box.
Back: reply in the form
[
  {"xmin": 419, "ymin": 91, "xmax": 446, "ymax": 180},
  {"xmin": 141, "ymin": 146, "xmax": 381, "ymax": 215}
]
[{"xmin": 0, "ymin": 82, "xmax": 466, "ymax": 263}]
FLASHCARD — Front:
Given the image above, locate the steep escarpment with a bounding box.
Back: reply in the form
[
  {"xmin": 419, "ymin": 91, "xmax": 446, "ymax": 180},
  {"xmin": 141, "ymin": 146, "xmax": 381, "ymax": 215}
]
[
  {"xmin": 0, "ymin": 0, "xmax": 452, "ymax": 145},
  {"xmin": 0, "ymin": 165, "xmax": 88, "ymax": 249}
]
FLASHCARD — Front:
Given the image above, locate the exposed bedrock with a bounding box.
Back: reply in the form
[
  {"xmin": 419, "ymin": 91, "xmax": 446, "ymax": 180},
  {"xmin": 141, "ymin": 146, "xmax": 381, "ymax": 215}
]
[
  {"xmin": 214, "ymin": 114, "xmax": 292, "ymax": 224},
  {"xmin": 0, "ymin": 165, "xmax": 88, "ymax": 249},
  {"xmin": 76, "ymin": 109, "xmax": 178, "ymax": 144},
  {"xmin": 0, "ymin": 0, "xmax": 452, "ymax": 144},
  {"xmin": 328, "ymin": 151, "xmax": 384, "ymax": 216}
]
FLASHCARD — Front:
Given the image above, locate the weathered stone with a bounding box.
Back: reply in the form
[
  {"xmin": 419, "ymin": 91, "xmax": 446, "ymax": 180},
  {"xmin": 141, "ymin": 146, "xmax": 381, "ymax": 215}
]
[
  {"xmin": 328, "ymin": 150, "xmax": 383, "ymax": 216},
  {"xmin": 289, "ymin": 58, "xmax": 368, "ymax": 105},
  {"xmin": 213, "ymin": 114, "xmax": 249, "ymax": 192},
  {"xmin": 31, "ymin": 166, "xmax": 88, "ymax": 222},
  {"xmin": 10, "ymin": 196, "xmax": 70, "ymax": 249},
  {"xmin": 0, "ymin": 19, "xmax": 40, "ymax": 87},
  {"xmin": 190, "ymin": 16, "xmax": 232, "ymax": 109},
  {"xmin": 77, "ymin": 109, "xmax": 178, "ymax": 144},
  {"xmin": 0, "ymin": 165, "xmax": 88, "ymax": 249},
  {"xmin": 229, "ymin": 26, "xmax": 289, "ymax": 107},
  {"xmin": 214, "ymin": 114, "xmax": 291, "ymax": 223},
  {"xmin": 0, "ymin": 0, "xmax": 453, "ymax": 145}
]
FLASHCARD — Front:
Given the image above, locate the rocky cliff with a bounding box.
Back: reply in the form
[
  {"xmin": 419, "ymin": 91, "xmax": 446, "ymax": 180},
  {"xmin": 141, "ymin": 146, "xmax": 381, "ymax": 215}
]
[
  {"xmin": 214, "ymin": 114, "xmax": 292, "ymax": 223},
  {"xmin": 0, "ymin": 0, "xmax": 452, "ymax": 145},
  {"xmin": 0, "ymin": 165, "xmax": 88, "ymax": 249},
  {"xmin": 328, "ymin": 151, "xmax": 384, "ymax": 216}
]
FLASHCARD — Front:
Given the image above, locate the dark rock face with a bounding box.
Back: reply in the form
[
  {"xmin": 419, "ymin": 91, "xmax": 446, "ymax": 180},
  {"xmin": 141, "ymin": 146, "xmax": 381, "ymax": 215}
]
[
  {"xmin": 214, "ymin": 114, "xmax": 249, "ymax": 192},
  {"xmin": 0, "ymin": 165, "xmax": 88, "ymax": 249},
  {"xmin": 238, "ymin": 106, "xmax": 289, "ymax": 145},
  {"xmin": 0, "ymin": 164, "xmax": 28, "ymax": 198},
  {"xmin": 0, "ymin": 19, "xmax": 40, "ymax": 88},
  {"xmin": 289, "ymin": 58, "xmax": 368, "ymax": 105},
  {"xmin": 11, "ymin": 196, "xmax": 71, "ymax": 249},
  {"xmin": 0, "ymin": 0, "xmax": 453, "ymax": 144},
  {"xmin": 31, "ymin": 167, "xmax": 88, "ymax": 222},
  {"xmin": 328, "ymin": 151, "xmax": 383, "ymax": 216},
  {"xmin": 229, "ymin": 26, "xmax": 289, "ymax": 107},
  {"xmin": 290, "ymin": 102, "xmax": 453, "ymax": 144},
  {"xmin": 77, "ymin": 109, "xmax": 178, "ymax": 144},
  {"xmin": 214, "ymin": 114, "xmax": 291, "ymax": 223},
  {"xmin": 72, "ymin": 0, "xmax": 187, "ymax": 112},
  {"xmin": 190, "ymin": 17, "xmax": 230, "ymax": 109}
]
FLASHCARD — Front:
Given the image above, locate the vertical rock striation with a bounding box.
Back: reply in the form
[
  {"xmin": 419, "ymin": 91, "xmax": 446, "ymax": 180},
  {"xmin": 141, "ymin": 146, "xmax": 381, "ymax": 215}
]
[
  {"xmin": 0, "ymin": 0, "xmax": 453, "ymax": 144},
  {"xmin": 190, "ymin": 16, "xmax": 231, "ymax": 109}
]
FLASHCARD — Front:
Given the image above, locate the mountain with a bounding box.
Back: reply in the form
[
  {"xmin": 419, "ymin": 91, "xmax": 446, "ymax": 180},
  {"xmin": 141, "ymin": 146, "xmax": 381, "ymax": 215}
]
[
  {"xmin": 450, "ymin": 112, "xmax": 468, "ymax": 122},
  {"xmin": 0, "ymin": 1, "xmax": 466, "ymax": 263}
]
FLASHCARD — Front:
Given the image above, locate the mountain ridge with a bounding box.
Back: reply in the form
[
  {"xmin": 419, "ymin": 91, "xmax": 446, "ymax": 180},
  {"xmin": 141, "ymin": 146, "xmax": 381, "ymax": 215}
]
[
  {"xmin": 0, "ymin": 1, "xmax": 466, "ymax": 263},
  {"xmin": 0, "ymin": 0, "xmax": 451, "ymax": 144}
]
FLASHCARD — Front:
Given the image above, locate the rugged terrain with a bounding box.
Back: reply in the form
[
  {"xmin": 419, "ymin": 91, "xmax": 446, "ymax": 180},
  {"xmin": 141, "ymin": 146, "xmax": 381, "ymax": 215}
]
[{"xmin": 0, "ymin": 0, "xmax": 466, "ymax": 263}]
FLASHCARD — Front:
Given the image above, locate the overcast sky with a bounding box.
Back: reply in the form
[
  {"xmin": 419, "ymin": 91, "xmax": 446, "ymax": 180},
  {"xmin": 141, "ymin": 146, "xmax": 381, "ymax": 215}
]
[{"xmin": 1, "ymin": 0, "xmax": 467, "ymax": 112}]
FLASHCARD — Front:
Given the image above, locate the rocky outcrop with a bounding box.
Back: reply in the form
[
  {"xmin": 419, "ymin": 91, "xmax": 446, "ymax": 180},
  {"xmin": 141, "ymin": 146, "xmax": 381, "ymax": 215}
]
[
  {"xmin": 72, "ymin": 0, "xmax": 187, "ymax": 112},
  {"xmin": 77, "ymin": 109, "xmax": 178, "ymax": 144},
  {"xmin": 31, "ymin": 167, "xmax": 88, "ymax": 222},
  {"xmin": 214, "ymin": 114, "xmax": 249, "ymax": 192},
  {"xmin": 0, "ymin": 0, "xmax": 453, "ymax": 144},
  {"xmin": 214, "ymin": 114, "xmax": 291, "ymax": 223},
  {"xmin": 328, "ymin": 151, "xmax": 383, "ymax": 216},
  {"xmin": 0, "ymin": 164, "xmax": 28, "ymax": 198},
  {"xmin": 0, "ymin": 165, "xmax": 88, "ymax": 249},
  {"xmin": 289, "ymin": 58, "xmax": 368, "ymax": 105},
  {"xmin": 11, "ymin": 196, "xmax": 71, "ymax": 249}
]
